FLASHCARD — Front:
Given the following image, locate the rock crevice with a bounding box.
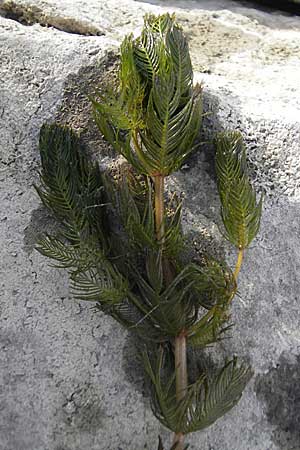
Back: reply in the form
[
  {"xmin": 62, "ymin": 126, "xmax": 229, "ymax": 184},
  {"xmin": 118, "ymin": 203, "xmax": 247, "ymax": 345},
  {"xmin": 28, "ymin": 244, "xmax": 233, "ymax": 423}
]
[{"xmin": 0, "ymin": 0, "xmax": 105, "ymax": 35}]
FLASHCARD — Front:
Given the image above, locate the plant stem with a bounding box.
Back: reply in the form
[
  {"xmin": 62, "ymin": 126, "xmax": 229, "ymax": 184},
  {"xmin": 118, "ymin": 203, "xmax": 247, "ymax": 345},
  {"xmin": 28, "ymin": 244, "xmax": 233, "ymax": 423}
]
[
  {"xmin": 174, "ymin": 331, "xmax": 188, "ymax": 401},
  {"xmin": 234, "ymin": 248, "xmax": 244, "ymax": 281},
  {"xmin": 153, "ymin": 175, "xmax": 165, "ymax": 242},
  {"xmin": 173, "ymin": 331, "xmax": 188, "ymax": 450},
  {"xmin": 153, "ymin": 174, "xmax": 187, "ymax": 450},
  {"xmin": 173, "ymin": 432, "xmax": 185, "ymax": 450}
]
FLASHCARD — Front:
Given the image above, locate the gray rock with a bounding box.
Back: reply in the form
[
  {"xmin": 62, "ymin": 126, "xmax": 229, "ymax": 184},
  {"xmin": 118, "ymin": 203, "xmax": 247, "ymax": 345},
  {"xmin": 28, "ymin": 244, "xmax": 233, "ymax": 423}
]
[{"xmin": 1, "ymin": 1, "xmax": 300, "ymax": 450}]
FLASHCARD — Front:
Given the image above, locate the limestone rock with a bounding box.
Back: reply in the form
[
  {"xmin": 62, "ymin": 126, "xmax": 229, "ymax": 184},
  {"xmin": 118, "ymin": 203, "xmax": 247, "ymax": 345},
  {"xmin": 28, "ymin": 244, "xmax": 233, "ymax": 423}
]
[{"xmin": 1, "ymin": 1, "xmax": 300, "ymax": 450}]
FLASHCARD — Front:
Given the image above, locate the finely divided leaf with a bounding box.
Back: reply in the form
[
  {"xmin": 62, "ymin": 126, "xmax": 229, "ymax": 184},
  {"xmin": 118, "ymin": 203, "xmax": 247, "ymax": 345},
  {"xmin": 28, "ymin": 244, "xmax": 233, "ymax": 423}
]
[
  {"xmin": 182, "ymin": 358, "xmax": 253, "ymax": 433},
  {"xmin": 36, "ymin": 124, "xmax": 106, "ymax": 246},
  {"xmin": 215, "ymin": 132, "xmax": 263, "ymax": 249},
  {"xmin": 144, "ymin": 350, "xmax": 252, "ymax": 434}
]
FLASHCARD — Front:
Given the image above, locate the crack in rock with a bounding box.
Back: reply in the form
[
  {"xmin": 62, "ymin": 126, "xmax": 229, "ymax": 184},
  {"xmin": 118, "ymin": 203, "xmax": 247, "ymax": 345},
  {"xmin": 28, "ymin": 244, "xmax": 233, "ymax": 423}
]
[
  {"xmin": 0, "ymin": 1, "xmax": 105, "ymax": 36},
  {"xmin": 61, "ymin": 384, "xmax": 105, "ymax": 431}
]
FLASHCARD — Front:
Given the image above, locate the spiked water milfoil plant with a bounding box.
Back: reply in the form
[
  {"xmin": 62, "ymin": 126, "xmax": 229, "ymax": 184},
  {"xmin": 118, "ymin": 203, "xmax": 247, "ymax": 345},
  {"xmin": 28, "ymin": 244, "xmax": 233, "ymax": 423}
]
[{"xmin": 35, "ymin": 13, "xmax": 263, "ymax": 450}]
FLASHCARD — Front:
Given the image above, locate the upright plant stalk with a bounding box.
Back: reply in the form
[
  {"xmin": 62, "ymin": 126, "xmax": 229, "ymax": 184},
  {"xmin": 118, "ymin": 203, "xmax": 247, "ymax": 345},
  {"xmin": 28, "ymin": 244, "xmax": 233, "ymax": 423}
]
[
  {"xmin": 173, "ymin": 332, "xmax": 188, "ymax": 449},
  {"xmin": 154, "ymin": 175, "xmax": 165, "ymax": 242},
  {"xmin": 153, "ymin": 174, "xmax": 187, "ymax": 450},
  {"xmin": 35, "ymin": 14, "xmax": 263, "ymax": 450}
]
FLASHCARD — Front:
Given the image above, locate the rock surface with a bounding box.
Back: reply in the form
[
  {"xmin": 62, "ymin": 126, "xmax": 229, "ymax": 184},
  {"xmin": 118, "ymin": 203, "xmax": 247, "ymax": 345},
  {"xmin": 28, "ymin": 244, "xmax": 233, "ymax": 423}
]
[{"xmin": 1, "ymin": 1, "xmax": 300, "ymax": 450}]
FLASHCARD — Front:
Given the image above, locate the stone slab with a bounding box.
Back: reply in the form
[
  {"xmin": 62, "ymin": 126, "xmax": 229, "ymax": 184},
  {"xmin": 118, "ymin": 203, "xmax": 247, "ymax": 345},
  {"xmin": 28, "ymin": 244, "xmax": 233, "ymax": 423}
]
[{"xmin": 1, "ymin": 1, "xmax": 300, "ymax": 449}]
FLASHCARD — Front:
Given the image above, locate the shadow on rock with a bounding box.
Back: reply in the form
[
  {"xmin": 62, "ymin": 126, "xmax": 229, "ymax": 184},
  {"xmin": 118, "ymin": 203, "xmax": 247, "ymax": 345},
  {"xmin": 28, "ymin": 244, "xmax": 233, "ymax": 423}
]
[
  {"xmin": 23, "ymin": 205, "xmax": 59, "ymax": 254},
  {"xmin": 122, "ymin": 333, "xmax": 151, "ymax": 407},
  {"xmin": 55, "ymin": 55, "xmax": 120, "ymax": 164},
  {"xmin": 254, "ymin": 352, "xmax": 300, "ymax": 450},
  {"xmin": 134, "ymin": 0, "xmax": 300, "ymax": 21}
]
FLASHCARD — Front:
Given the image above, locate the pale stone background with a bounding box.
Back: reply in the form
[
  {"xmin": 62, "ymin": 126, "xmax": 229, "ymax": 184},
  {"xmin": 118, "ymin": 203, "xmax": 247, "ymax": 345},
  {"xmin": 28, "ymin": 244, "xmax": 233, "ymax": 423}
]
[{"xmin": 1, "ymin": 1, "xmax": 300, "ymax": 449}]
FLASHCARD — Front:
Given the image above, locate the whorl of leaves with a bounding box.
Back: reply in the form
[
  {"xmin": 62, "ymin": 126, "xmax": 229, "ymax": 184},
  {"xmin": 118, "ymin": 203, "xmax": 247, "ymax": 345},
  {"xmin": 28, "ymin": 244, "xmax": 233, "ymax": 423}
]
[
  {"xmin": 92, "ymin": 13, "xmax": 202, "ymax": 176},
  {"xmin": 35, "ymin": 124, "xmax": 129, "ymax": 307},
  {"xmin": 36, "ymin": 123, "xmax": 107, "ymax": 245},
  {"xmin": 215, "ymin": 132, "xmax": 263, "ymax": 249},
  {"xmin": 143, "ymin": 348, "xmax": 253, "ymax": 434},
  {"xmin": 115, "ymin": 174, "xmax": 184, "ymax": 258}
]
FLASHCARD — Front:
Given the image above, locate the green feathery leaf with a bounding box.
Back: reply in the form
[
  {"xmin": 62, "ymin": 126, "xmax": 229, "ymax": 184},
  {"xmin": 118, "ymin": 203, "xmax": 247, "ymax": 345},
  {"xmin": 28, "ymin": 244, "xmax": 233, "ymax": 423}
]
[
  {"xmin": 144, "ymin": 350, "xmax": 252, "ymax": 434},
  {"xmin": 178, "ymin": 257, "xmax": 236, "ymax": 349},
  {"xmin": 36, "ymin": 123, "xmax": 108, "ymax": 247},
  {"xmin": 182, "ymin": 358, "xmax": 253, "ymax": 433},
  {"xmin": 187, "ymin": 258, "xmax": 236, "ymax": 310},
  {"xmin": 92, "ymin": 12, "xmax": 202, "ymax": 176},
  {"xmin": 215, "ymin": 132, "xmax": 263, "ymax": 249},
  {"xmin": 36, "ymin": 124, "xmax": 133, "ymax": 313},
  {"xmin": 36, "ymin": 235, "xmax": 99, "ymax": 270},
  {"xmin": 133, "ymin": 13, "xmax": 175, "ymax": 84},
  {"xmin": 139, "ymin": 71, "xmax": 202, "ymax": 175},
  {"xmin": 187, "ymin": 307, "xmax": 232, "ymax": 348},
  {"xmin": 71, "ymin": 265, "xmax": 128, "ymax": 304}
]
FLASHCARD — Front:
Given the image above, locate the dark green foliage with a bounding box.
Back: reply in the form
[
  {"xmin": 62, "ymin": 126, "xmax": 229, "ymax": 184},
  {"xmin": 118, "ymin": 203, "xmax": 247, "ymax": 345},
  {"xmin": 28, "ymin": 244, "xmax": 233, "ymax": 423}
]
[
  {"xmin": 215, "ymin": 132, "xmax": 263, "ymax": 249},
  {"xmin": 115, "ymin": 174, "xmax": 183, "ymax": 256},
  {"xmin": 143, "ymin": 349, "xmax": 252, "ymax": 433},
  {"xmin": 187, "ymin": 304, "xmax": 231, "ymax": 349},
  {"xmin": 36, "ymin": 124, "xmax": 129, "ymax": 307},
  {"xmin": 187, "ymin": 258, "xmax": 236, "ymax": 310},
  {"xmin": 36, "ymin": 123, "xmax": 108, "ymax": 247},
  {"xmin": 36, "ymin": 234, "xmax": 95, "ymax": 269},
  {"xmin": 92, "ymin": 13, "xmax": 202, "ymax": 176},
  {"xmin": 35, "ymin": 12, "xmax": 263, "ymax": 449},
  {"xmin": 35, "ymin": 125, "xmax": 233, "ymax": 343}
]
